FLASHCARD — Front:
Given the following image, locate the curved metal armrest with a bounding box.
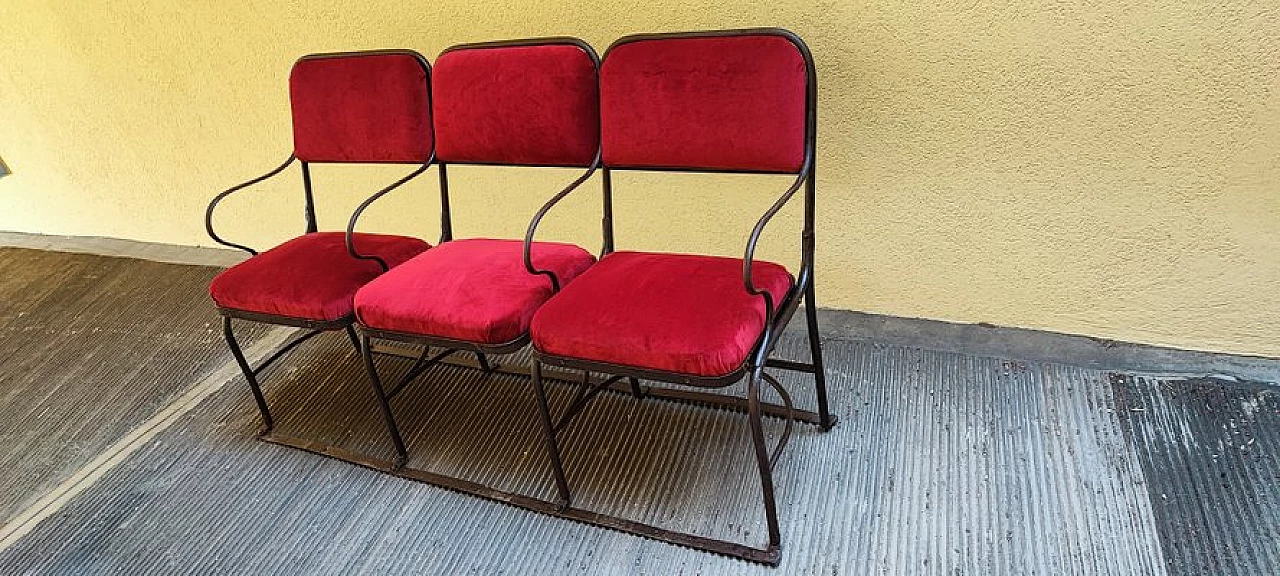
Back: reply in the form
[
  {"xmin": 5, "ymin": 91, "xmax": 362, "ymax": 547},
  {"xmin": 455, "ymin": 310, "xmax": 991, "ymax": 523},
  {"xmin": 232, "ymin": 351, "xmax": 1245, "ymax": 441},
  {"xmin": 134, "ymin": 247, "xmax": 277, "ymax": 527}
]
[
  {"xmin": 743, "ymin": 163, "xmax": 812, "ymax": 321},
  {"xmin": 345, "ymin": 163, "xmax": 431, "ymax": 272},
  {"xmin": 205, "ymin": 155, "xmax": 297, "ymax": 256},
  {"xmin": 523, "ymin": 152, "xmax": 602, "ymax": 292}
]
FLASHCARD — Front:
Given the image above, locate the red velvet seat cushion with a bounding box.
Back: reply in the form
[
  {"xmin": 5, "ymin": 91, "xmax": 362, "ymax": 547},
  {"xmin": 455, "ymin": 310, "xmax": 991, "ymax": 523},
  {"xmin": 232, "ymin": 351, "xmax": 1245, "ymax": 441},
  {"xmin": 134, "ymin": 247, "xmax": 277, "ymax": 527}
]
[
  {"xmin": 290, "ymin": 52, "xmax": 433, "ymax": 163},
  {"xmin": 432, "ymin": 43, "xmax": 599, "ymax": 166},
  {"xmin": 354, "ymin": 239, "xmax": 595, "ymax": 344},
  {"xmin": 210, "ymin": 232, "xmax": 430, "ymax": 323},
  {"xmin": 600, "ymin": 33, "xmax": 808, "ymax": 173},
  {"xmin": 530, "ymin": 251, "xmax": 794, "ymax": 377}
]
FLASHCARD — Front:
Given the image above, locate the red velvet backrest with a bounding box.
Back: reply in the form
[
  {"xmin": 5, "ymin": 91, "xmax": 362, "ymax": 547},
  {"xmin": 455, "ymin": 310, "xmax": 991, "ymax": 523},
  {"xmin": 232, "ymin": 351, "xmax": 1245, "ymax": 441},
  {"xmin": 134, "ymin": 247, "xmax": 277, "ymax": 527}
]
[
  {"xmin": 600, "ymin": 32, "xmax": 811, "ymax": 173},
  {"xmin": 289, "ymin": 51, "xmax": 433, "ymax": 163},
  {"xmin": 432, "ymin": 42, "xmax": 600, "ymax": 167}
]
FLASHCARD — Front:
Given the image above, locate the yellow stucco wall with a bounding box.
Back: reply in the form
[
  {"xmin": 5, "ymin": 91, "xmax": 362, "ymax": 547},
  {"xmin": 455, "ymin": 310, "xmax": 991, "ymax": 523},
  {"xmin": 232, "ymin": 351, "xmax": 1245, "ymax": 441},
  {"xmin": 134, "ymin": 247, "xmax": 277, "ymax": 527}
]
[{"xmin": 1, "ymin": 1, "xmax": 1277, "ymax": 357}]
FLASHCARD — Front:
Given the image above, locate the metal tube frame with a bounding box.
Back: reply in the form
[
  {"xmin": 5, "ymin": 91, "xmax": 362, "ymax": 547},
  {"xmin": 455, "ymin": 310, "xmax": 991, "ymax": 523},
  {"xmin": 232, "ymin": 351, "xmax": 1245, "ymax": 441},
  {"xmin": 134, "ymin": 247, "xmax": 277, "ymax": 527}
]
[{"xmin": 208, "ymin": 49, "xmax": 435, "ymax": 434}]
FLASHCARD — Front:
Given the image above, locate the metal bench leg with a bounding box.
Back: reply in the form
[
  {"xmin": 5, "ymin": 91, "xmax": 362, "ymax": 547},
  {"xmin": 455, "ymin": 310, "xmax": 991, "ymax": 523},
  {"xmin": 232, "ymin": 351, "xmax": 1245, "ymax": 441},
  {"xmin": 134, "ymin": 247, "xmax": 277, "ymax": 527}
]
[
  {"xmin": 747, "ymin": 368, "xmax": 782, "ymax": 554},
  {"xmin": 530, "ymin": 359, "xmax": 572, "ymax": 508},
  {"xmin": 628, "ymin": 376, "xmax": 645, "ymax": 399},
  {"xmin": 475, "ymin": 352, "xmax": 494, "ymax": 373},
  {"xmin": 805, "ymin": 279, "xmax": 834, "ymax": 431},
  {"xmin": 223, "ymin": 316, "xmax": 273, "ymax": 435},
  {"xmin": 344, "ymin": 325, "xmax": 362, "ymax": 355},
  {"xmin": 360, "ymin": 333, "xmax": 409, "ymax": 468}
]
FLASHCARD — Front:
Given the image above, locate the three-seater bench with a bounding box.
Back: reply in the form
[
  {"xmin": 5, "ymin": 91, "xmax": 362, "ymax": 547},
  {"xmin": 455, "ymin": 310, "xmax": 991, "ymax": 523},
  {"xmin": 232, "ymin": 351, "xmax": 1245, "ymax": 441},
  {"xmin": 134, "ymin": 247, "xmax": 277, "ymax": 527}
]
[{"xmin": 205, "ymin": 29, "xmax": 834, "ymax": 566}]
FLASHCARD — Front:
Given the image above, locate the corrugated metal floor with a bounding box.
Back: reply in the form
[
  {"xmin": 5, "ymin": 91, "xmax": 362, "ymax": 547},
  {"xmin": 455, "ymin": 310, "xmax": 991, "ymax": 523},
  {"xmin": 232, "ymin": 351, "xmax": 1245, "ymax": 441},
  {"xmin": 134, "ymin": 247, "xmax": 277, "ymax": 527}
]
[
  {"xmin": 0, "ymin": 249, "xmax": 1277, "ymax": 574},
  {"xmin": 1112, "ymin": 375, "xmax": 1280, "ymax": 574},
  {"xmin": 0, "ymin": 248, "xmax": 270, "ymax": 521}
]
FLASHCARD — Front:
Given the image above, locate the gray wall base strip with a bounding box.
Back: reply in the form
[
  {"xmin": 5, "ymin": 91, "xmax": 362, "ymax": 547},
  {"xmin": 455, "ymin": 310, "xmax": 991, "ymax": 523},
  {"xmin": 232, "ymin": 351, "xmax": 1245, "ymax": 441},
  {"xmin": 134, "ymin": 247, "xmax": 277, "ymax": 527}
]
[
  {"xmin": 813, "ymin": 310, "xmax": 1280, "ymax": 385},
  {"xmin": 0, "ymin": 231, "xmax": 246, "ymax": 268}
]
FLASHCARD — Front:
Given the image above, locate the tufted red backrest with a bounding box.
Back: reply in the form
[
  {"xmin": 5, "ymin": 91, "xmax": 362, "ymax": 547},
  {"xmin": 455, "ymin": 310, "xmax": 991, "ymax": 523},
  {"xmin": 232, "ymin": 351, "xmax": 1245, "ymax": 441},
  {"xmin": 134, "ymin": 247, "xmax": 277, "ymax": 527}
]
[
  {"xmin": 600, "ymin": 32, "xmax": 811, "ymax": 174},
  {"xmin": 432, "ymin": 41, "xmax": 600, "ymax": 167},
  {"xmin": 289, "ymin": 51, "xmax": 433, "ymax": 163}
]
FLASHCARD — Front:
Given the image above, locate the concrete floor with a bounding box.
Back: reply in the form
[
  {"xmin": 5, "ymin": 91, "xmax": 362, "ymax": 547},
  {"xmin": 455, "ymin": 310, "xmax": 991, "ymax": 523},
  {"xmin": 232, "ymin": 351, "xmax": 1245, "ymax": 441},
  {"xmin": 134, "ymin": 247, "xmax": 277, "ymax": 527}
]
[{"xmin": 0, "ymin": 241, "xmax": 1277, "ymax": 574}]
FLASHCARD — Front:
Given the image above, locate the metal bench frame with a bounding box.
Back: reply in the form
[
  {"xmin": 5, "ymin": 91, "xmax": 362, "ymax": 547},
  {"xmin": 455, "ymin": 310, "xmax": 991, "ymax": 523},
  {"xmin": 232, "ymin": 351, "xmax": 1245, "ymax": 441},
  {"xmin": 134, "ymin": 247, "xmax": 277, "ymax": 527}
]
[{"xmin": 215, "ymin": 33, "xmax": 836, "ymax": 567}]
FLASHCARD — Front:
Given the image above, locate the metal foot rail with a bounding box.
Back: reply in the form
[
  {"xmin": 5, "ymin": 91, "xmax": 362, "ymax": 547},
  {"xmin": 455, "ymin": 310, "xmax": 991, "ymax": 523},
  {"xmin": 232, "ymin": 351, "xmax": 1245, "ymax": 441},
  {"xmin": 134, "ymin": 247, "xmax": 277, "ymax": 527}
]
[
  {"xmin": 247, "ymin": 335, "xmax": 832, "ymax": 566},
  {"xmin": 258, "ymin": 430, "xmax": 783, "ymax": 565}
]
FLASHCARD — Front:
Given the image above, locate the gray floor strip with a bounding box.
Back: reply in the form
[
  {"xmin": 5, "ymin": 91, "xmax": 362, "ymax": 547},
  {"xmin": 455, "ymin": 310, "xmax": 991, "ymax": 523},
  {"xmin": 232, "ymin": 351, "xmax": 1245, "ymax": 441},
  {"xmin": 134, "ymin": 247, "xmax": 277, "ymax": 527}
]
[
  {"xmin": 0, "ymin": 248, "xmax": 271, "ymax": 523},
  {"xmin": 1113, "ymin": 375, "xmax": 1280, "ymax": 575}
]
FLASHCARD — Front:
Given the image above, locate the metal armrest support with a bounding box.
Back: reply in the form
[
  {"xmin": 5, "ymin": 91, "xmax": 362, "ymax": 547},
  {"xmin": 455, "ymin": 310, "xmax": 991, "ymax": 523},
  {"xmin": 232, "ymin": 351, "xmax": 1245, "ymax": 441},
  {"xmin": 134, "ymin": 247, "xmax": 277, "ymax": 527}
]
[
  {"xmin": 204, "ymin": 155, "xmax": 297, "ymax": 256},
  {"xmin": 345, "ymin": 163, "xmax": 432, "ymax": 272},
  {"xmin": 523, "ymin": 153, "xmax": 602, "ymax": 292},
  {"xmin": 743, "ymin": 158, "xmax": 813, "ymax": 322}
]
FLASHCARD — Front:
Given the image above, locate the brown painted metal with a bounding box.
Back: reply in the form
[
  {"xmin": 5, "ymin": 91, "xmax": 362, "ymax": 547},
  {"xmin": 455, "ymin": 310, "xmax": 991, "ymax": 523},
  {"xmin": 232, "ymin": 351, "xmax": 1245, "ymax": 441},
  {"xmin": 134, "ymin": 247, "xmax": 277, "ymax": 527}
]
[
  {"xmin": 258, "ymin": 429, "xmax": 782, "ymax": 564},
  {"xmin": 360, "ymin": 327, "xmax": 529, "ymax": 356},
  {"xmin": 217, "ymin": 308, "xmax": 354, "ymax": 331},
  {"xmin": 345, "ymin": 163, "xmax": 432, "ymax": 271},
  {"xmin": 221, "ymin": 316, "xmax": 362, "ymax": 433}
]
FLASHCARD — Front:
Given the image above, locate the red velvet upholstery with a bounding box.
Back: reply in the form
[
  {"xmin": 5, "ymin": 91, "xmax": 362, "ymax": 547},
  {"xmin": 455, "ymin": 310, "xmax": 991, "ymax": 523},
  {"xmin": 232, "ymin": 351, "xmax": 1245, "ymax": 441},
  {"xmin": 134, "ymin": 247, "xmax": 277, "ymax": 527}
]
[
  {"xmin": 290, "ymin": 52, "xmax": 433, "ymax": 163},
  {"xmin": 531, "ymin": 251, "xmax": 794, "ymax": 377},
  {"xmin": 433, "ymin": 43, "xmax": 599, "ymax": 166},
  {"xmin": 355, "ymin": 239, "xmax": 595, "ymax": 344},
  {"xmin": 600, "ymin": 34, "xmax": 808, "ymax": 173},
  {"xmin": 210, "ymin": 232, "xmax": 429, "ymax": 322}
]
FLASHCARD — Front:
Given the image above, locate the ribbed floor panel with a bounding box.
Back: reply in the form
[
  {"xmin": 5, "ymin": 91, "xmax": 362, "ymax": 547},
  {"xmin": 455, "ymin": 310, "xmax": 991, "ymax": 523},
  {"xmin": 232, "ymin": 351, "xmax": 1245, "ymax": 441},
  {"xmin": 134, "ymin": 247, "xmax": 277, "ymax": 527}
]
[
  {"xmin": 0, "ymin": 248, "xmax": 1276, "ymax": 573},
  {"xmin": 0, "ymin": 248, "xmax": 270, "ymax": 522},
  {"xmin": 1113, "ymin": 375, "xmax": 1280, "ymax": 575}
]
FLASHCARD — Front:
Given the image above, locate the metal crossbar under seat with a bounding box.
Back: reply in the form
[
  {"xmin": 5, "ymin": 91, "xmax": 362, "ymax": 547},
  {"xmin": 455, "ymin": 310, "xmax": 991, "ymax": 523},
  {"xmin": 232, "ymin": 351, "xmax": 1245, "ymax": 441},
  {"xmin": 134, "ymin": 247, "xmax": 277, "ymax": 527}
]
[{"xmin": 369, "ymin": 342, "xmax": 829, "ymax": 426}]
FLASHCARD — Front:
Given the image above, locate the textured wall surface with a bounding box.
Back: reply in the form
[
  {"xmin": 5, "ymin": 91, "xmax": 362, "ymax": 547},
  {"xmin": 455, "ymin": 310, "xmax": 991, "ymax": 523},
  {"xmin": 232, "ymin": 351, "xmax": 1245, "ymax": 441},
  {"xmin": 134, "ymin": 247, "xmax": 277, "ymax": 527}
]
[{"xmin": 0, "ymin": 1, "xmax": 1277, "ymax": 357}]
